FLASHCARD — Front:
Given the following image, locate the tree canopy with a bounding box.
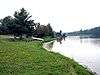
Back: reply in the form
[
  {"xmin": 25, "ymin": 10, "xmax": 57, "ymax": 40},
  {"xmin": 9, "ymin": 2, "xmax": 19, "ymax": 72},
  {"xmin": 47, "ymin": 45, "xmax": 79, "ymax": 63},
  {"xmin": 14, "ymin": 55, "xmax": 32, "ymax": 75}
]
[{"xmin": 0, "ymin": 8, "xmax": 54, "ymax": 39}]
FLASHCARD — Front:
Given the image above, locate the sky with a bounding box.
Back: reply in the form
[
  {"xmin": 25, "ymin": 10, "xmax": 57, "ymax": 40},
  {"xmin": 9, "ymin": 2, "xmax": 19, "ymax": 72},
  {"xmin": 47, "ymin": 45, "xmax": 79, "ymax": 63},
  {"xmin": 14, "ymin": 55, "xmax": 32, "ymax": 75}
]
[{"xmin": 0, "ymin": 0, "xmax": 100, "ymax": 32}]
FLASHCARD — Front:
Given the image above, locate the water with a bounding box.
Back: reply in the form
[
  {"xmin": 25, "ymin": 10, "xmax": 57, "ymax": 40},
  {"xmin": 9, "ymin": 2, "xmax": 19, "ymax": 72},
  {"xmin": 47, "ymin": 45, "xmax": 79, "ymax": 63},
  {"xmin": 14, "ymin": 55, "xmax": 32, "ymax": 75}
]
[{"xmin": 51, "ymin": 36, "xmax": 100, "ymax": 75}]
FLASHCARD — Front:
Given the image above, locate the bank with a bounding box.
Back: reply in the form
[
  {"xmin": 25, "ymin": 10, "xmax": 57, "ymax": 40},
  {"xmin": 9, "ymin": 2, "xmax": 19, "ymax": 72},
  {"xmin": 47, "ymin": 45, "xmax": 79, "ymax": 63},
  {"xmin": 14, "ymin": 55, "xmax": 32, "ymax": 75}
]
[{"xmin": 0, "ymin": 36, "xmax": 95, "ymax": 75}]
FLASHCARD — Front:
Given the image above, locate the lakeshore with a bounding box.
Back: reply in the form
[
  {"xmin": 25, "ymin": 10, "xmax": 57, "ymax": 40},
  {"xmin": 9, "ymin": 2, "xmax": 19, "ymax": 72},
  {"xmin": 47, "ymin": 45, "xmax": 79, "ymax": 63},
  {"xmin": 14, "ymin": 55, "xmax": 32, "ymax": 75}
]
[
  {"xmin": 0, "ymin": 36, "xmax": 95, "ymax": 75},
  {"xmin": 45, "ymin": 36, "xmax": 99, "ymax": 75}
]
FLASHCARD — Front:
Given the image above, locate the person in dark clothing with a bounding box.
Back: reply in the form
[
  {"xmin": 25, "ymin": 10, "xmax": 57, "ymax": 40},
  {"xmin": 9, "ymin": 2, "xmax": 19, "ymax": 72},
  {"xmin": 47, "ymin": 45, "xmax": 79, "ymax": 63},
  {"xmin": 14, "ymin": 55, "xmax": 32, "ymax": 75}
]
[{"xmin": 63, "ymin": 33, "xmax": 66, "ymax": 41}]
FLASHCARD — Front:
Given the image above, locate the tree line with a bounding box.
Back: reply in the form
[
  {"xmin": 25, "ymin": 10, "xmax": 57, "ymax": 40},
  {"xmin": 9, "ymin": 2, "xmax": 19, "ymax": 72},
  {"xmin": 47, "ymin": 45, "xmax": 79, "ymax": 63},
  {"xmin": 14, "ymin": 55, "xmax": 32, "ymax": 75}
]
[
  {"xmin": 68, "ymin": 26, "xmax": 100, "ymax": 38},
  {"xmin": 0, "ymin": 8, "xmax": 54, "ymax": 39}
]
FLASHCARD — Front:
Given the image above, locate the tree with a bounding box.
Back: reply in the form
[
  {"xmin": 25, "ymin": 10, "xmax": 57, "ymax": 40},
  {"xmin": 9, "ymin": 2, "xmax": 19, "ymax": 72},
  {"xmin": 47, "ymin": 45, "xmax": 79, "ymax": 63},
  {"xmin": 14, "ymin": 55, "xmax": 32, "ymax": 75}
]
[
  {"xmin": 0, "ymin": 16, "xmax": 14, "ymax": 34},
  {"xmin": 34, "ymin": 23, "xmax": 47, "ymax": 38},
  {"xmin": 33, "ymin": 23, "xmax": 54, "ymax": 38},
  {"xmin": 13, "ymin": 8, "xmax": 35, "ymax": 39},
  {"xmin": 46, "ymin": 23, "xmax": 54, "ymax": 37}
]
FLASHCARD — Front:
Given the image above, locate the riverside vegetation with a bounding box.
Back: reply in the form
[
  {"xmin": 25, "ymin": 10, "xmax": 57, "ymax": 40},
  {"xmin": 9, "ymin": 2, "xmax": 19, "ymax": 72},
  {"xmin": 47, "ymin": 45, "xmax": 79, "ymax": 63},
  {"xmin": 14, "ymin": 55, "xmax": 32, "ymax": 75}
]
[{"xmin": 0, "ymin": 36, "xmax": 95, "ymax": 75}]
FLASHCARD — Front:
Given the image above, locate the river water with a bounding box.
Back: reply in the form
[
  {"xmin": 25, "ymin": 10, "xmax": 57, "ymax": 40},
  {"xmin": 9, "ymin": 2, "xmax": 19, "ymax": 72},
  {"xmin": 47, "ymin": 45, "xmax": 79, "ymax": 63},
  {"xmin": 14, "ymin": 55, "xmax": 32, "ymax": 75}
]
[{"xmin": 51, "ymin": 36, "xmax": 100, "ymax": 75}]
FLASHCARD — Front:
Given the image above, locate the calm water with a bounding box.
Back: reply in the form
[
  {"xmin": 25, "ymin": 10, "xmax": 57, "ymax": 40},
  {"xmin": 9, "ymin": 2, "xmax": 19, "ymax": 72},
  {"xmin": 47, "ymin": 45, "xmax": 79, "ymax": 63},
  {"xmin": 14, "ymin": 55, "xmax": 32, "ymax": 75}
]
[{"xmin": 51, "ymin": 36, "xmax": 100, "ymax": 75}]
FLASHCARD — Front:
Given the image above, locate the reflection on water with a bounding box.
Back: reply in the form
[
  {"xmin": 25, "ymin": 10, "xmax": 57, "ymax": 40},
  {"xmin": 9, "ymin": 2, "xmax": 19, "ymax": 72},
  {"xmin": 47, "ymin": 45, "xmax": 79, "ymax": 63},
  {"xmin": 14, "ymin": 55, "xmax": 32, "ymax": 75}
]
[
  {"xmin": 43, "ymin": 41, "xmax": 54, "ymax": 51},
  {"xmin": 51, "ymin": 36, "xmax": 100, "ymax": 75}
]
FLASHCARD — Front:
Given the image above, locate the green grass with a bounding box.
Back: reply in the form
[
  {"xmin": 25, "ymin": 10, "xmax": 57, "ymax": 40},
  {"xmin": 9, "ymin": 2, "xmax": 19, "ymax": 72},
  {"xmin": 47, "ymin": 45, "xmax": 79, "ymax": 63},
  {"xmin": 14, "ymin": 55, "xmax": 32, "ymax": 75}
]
[
  {"xmin": 0, "ymin": 36, "xmax": 94, "ymax": 75},
  {"xmin": 42, "ymin": 36, "xmax": 55, "ymax": 42}
]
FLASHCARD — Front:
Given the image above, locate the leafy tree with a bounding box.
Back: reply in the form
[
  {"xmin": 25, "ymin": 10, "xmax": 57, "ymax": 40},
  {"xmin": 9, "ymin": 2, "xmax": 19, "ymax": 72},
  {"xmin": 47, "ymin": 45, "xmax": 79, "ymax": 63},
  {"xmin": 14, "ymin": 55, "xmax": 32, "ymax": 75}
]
[
  {"xmin": 0, "ymin": 16, "xmax": 14, "ymax": 34},
  {"xmin": 13, "ymin": 8, "xmax": 35, "ymax": 39},
  {"xmin": 34, "ymin": 23, "xmax": 47, "ymax": 38},
  {"xmin": 46, "ymin": 23, "xmax": 54, "ymax": 37},
  {"xmin": 34, "ymin": 23, "xmax": 54, "ymax": 38}
]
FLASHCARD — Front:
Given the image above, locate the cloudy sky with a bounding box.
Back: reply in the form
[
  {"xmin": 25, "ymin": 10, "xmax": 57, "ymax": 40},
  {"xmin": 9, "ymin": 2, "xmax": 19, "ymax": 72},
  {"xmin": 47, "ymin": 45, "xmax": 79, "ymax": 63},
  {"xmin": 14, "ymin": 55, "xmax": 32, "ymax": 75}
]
[{"xmin": 0, "ymin": 0, "xmax": 100, "ymax": 32}]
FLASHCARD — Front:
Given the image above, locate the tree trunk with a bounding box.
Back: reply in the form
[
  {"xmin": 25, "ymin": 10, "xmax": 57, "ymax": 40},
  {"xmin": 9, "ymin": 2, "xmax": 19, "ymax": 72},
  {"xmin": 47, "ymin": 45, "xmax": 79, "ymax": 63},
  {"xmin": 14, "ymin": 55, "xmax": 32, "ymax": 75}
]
[
  {"xmin": 14, "ymin": 33, "xmax": 16, "ymax": 39},
  {"xmin": 19, "ymin": 34, "xmax": 23, "ymax": 40}
]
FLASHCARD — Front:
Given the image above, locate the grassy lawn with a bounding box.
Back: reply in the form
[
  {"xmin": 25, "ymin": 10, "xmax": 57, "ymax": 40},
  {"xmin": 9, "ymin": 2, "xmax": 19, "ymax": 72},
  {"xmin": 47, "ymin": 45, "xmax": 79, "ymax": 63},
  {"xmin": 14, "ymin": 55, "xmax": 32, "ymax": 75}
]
[
  {"xmin": 0, "ymin": 36, "xmax": 94, "ymax": 75},
  {"xmin": 42, "ymin": 36, "xmax": 55, "ymax": 42}
]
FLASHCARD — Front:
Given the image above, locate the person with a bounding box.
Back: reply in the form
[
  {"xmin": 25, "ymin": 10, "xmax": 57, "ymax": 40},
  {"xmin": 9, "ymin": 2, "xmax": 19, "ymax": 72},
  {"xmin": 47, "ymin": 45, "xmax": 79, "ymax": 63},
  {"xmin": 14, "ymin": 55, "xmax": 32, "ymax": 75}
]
[
  {"xmin": 63, "ymin": 33, "xmax": 66, "ymax": 41},
  {"xmin": 56, "ymin": 36, "xmax": 62, "ymax": 44},
  {"xmin": 56, "ymin": 30, "xmax": 63, "ymax": 44},
  {"xmin": 59, "ymin": 35, "xmax": 63, "ymax": 44}
]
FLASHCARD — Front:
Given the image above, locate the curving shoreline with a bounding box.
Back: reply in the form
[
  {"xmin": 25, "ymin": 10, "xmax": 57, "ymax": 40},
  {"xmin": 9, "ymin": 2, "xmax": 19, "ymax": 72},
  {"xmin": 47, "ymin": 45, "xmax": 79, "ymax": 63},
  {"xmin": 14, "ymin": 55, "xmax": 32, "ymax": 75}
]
[
  {"xmin": 43, "ymin": 41, "xmax": 54, "ymax": 51},
  {"xmin": 43, "ymin": 40, "xmax": 96, "ymax": 75}
]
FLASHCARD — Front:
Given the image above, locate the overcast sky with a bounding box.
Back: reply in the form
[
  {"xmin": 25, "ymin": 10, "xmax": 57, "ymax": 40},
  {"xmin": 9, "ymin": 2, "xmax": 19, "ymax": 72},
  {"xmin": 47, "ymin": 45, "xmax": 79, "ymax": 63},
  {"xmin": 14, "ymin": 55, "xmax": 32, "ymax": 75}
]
[{"xmin": 0, "ymin": 0, "xmax": 100, "ymax": 32}]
